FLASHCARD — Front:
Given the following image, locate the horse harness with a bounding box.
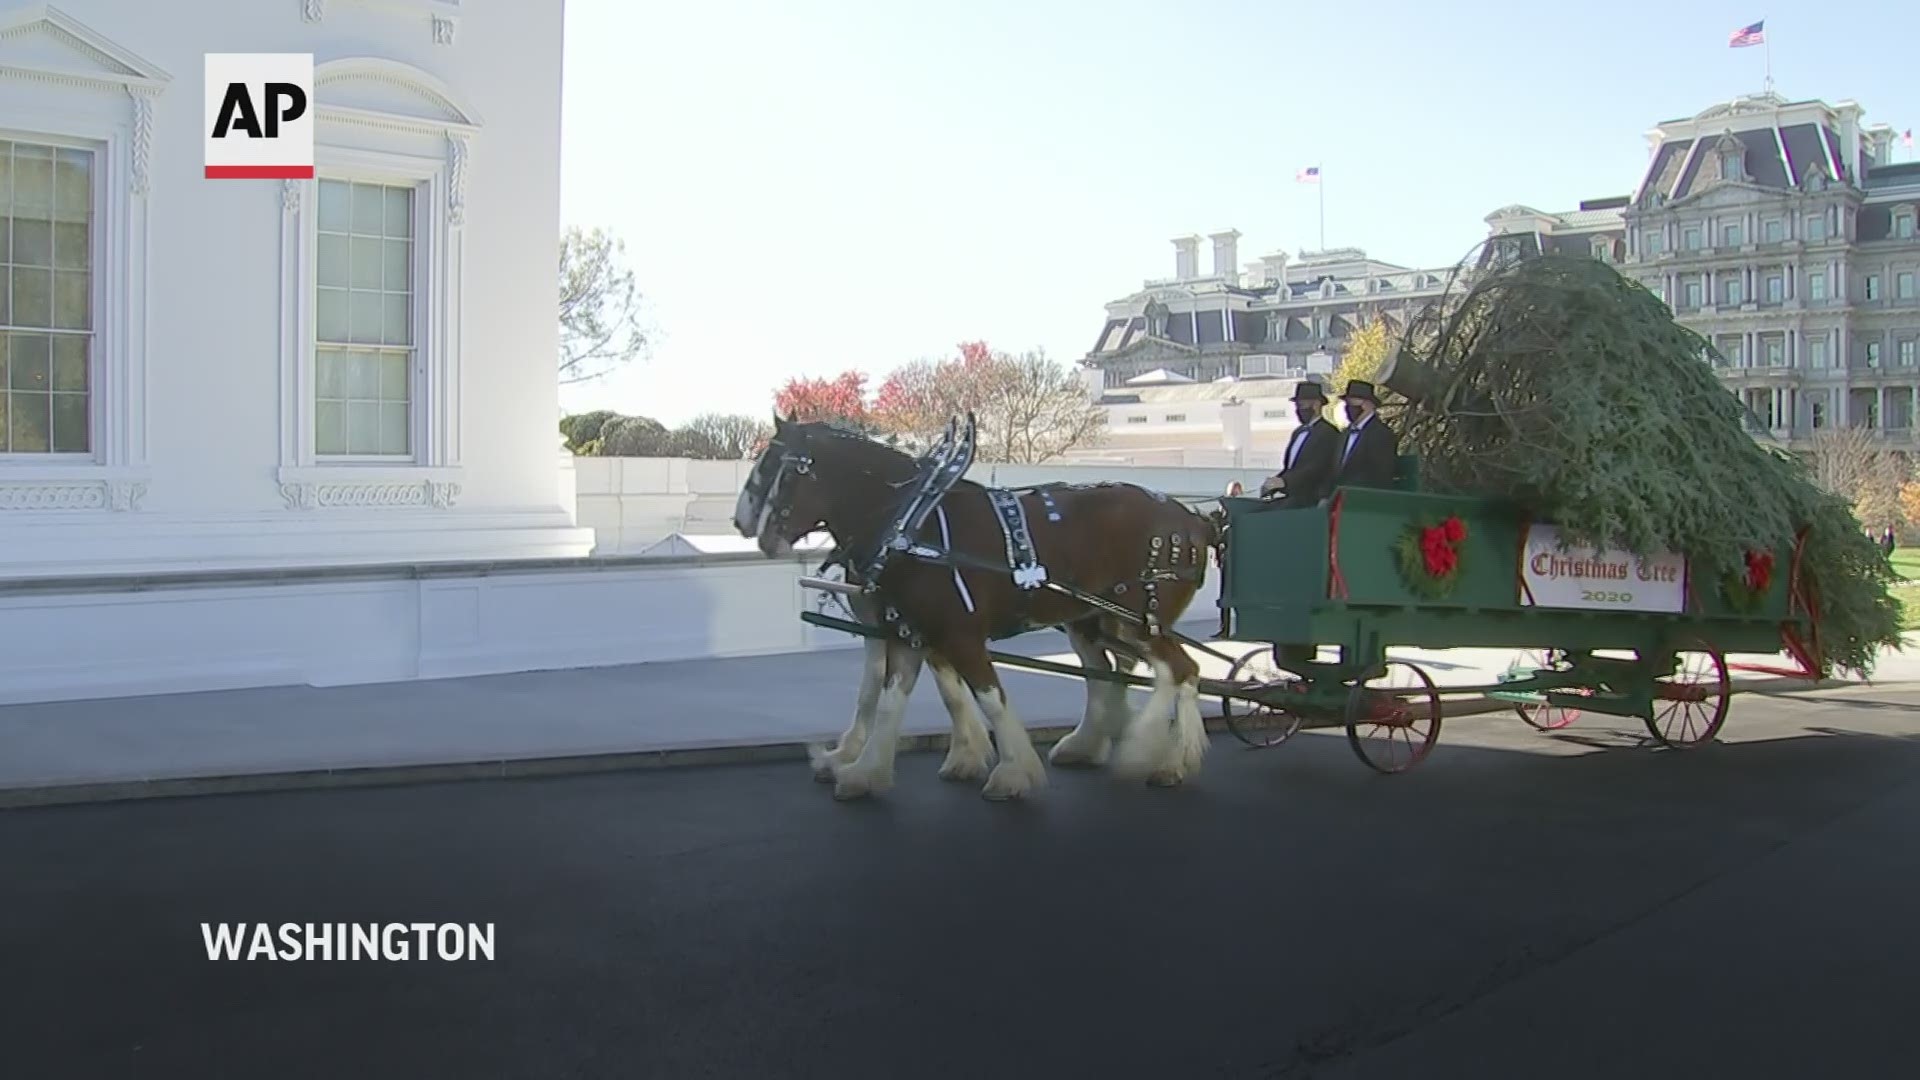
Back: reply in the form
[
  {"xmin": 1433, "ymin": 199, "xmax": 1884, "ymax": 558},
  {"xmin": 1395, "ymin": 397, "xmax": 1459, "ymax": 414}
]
[{"xmin": 812, "ymin": 423, "xmax": 1207, "ymax": 647}]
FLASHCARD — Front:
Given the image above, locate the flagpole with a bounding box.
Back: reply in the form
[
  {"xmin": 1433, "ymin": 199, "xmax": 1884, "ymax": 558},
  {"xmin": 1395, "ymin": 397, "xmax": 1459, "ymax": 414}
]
[
  {"xmin": 1764, "ymin": 28, "xmax": 1773, "ymax": 93},
  {"xmin": 1318, "ymin": 176, "xmax": 1325, "ymax": 251}
]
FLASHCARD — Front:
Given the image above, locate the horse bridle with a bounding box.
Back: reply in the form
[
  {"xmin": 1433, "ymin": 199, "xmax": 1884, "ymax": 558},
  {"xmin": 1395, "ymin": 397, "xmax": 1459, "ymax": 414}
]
[{"xmin": 744, "ymin": 430, "xmax": 815, "ymax": 533}]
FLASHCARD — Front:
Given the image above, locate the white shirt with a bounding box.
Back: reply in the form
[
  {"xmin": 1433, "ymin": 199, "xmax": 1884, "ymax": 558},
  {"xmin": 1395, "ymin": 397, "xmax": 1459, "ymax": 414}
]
[
  {"xmin": 1342, "ymin": 413, "xmax": 1370, "ymax": 463},
  {"xmin": 1284, "ymin": 425, "xmax": 1311, "ymax": 469}
]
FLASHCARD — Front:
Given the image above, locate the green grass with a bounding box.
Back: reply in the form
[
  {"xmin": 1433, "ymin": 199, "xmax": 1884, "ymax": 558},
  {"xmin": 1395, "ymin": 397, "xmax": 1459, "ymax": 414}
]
[
  {"xmin": 1896, "ymin": 581, "xmax": 1920, "ymax": 633},
  {"xmin": 1893, "ymin": 547, "xmax": 1920, "ymax": 582}
]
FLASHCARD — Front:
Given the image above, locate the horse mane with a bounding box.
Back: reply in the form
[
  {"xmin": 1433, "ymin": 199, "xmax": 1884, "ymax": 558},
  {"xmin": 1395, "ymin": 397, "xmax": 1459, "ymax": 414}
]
[{"xmin": 797, "ymin": 420, "xmax": 986, "ymax": 492}]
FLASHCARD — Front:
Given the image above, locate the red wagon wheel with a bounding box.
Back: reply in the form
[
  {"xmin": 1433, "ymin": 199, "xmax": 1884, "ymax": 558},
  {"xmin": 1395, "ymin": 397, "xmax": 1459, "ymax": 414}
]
[
  {"xmin": 1217, "ymin": 646, "xmax": 1305, "ymax": 748},
  {"xmin": 1646, "ymin": 641, "xmax": 1730, "ymax": 749},
  {"xmin": 1506, "ymin": 648, "xmax": 1586, "ymax": 732},
  {"xmin": 1344, "ymin": 660, "xmax": 1442, "ymax": 774}
]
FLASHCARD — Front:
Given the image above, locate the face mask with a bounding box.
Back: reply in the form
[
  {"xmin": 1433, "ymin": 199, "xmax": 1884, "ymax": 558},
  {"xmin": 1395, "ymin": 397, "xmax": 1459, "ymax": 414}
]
[{"xmin": 1344, "ymin": 402, "xmax": 1365, "ymax": 423}]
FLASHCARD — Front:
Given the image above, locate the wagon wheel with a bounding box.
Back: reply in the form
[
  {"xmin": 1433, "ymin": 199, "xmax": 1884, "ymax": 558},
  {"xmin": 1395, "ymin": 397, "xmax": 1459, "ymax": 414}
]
[
  {"xmin": 1645, "ymin": 641, "xmax": 1730, "ymax": 749},
  {"xmin": 1217, "ymin": 646, "xmax": 1305, "ymax": 748},
  {"xmin": 1344, "ymin": 660, "xmax": 1442, "ymax": 774},
  {"xmin": 1505, "ymin": 648, "xmax": 1586, "ymax": 732}
]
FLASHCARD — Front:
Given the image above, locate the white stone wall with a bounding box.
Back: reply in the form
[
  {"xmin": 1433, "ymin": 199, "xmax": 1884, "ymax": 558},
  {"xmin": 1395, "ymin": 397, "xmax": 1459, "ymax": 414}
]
[
  {"xmin": 573, "ymin": 457, "xmax": 1279, "ymax": 553},
  {"xmin": 0, "ymin": 552, "xmax": 1229, "ymax": 704}
]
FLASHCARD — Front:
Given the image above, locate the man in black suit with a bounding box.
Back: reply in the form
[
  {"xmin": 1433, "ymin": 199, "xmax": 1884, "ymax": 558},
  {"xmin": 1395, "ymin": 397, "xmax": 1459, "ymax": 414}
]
[
  {"xmin": 1331, "ymin": 379, "xmax": 1399, "ymax": 491},
  {"xmin": 1258, "ymin": 380, "xmax": 1341, "ymax": 508}
]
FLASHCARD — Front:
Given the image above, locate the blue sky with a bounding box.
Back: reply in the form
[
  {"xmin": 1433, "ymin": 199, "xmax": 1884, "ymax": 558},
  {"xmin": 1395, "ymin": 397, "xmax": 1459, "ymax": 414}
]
[{"xmin": 557, "ymin": 1, "xmax": 1916, "ymax": 425}]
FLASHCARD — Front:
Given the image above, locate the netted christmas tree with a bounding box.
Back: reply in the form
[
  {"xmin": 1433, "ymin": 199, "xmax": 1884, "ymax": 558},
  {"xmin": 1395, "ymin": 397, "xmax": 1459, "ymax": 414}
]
[{"xmin": 1374, "ymin": 247, "xmax": 1904, "ymax": 678}]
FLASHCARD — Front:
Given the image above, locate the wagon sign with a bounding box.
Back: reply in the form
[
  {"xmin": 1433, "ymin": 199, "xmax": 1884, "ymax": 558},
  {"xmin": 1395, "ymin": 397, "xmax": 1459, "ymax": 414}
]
[{"xmin": 1519, "ymin": 525, "xmax": 1687, "ymax": 613}]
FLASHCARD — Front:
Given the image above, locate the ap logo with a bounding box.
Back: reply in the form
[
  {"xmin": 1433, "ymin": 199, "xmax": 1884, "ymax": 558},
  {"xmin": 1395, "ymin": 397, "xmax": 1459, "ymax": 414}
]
[{"xmin": 204, "ymin": 53, "xmax": 313, "ymax": 179}]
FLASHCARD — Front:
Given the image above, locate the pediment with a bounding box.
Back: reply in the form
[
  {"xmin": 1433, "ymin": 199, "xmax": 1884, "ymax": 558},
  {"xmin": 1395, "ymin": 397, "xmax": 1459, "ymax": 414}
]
[
  {"xmin": 1671, "ymin": 180, "xmax": 1773, "ymax": 212},
  {"xmin": 315, "ymin": 56, "xmax": 481, "ymax": 134},
  {"xmin": 0, "ymin": 4, "xmax": 171, "ymax": 91}
]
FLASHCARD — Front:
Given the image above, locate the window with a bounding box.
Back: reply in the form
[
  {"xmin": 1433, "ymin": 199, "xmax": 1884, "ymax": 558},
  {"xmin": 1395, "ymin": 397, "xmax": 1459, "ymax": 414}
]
[
  {"xmin": 1901, "ymin": 341, "xmax": 1917, "ymax": 368},
  {"xmin": 1764, "ymin": 219, "xmax": 1784, "ymax": 243},
  {"xmin": 275, "ymin": 57, "xmax": 479, "ymax": 508},
  {"xmin": 314, "ymin": 180, "xmax": 416, "ymax": 457},
  {"xmin": 1766, "ymin": 275, "xmax": 1783, "ymax": 303},
  {"xmin": 1807, "ymin": 215, "xmax": 1827, "ymax": 242},
  {"xmin": 1723, "ymin": 224, "xmax": 1743, "ymax": 247},
  {"xmin": 1724, "ymin": 278, "xmax": 1743, "ymax": 307},
  {"xmin": 1683, "ymin": 226, "xmax": 1702, "ymax": 250},
  {"xmin": 1811, "ymin": 398, "xmax": 1827, "ymax": 429},
  {"xmin": 1809, "ymin": 338, "xmax": 1828, "ymax": 368},
  {"xmin": 1810, "ymin": 271, "xmax": 1827, "ymax": 300},
  {"xmin": 1897, "ymin": 213, "xmax": 1916, "ymax": 239},
  {"xmin": 1865, "ymin": 275, "xmax": 1880, "ymax": 301},
  {"xmin": 1, "ymin": 138, "xmax": 93, "ymax": 455},
  {"xmin": 1643, "ymin": 229, "xmax": 1664, "ymax": 255},
  {"xmin": 1766, "ymin": 338, "xmax": 1783, "ymax": 366},
  {"xmin": 1685, "ymin": 281, "xmax": 1703, "ymax": 308},
  {"xmin": 1866, "ymin": 342, "xmax": 1882, "ymax": 368},
  {"xmin": 1899, "ymin": 272, "xmax": 1915, "ymax": 300},
  {"xmin": 1590, "ymin": 238, "xmax": 1611, "ymax": 262},
  {"xmin": 0, "ymin": 10, "xmax": 163, "ymax": 511}
]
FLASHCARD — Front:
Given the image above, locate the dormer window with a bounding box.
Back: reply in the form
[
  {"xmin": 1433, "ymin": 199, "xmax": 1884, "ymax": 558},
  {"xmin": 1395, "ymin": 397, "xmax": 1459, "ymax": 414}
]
[
  {"xmin": 1720, "ymin": 149, "xmax": 1742, "ymax": 180},
  {"xmin": 1591, "ymin": 238, "xmax": 1612, "ymax": 262},
  {"xmin": 1897, "ymin": 211, "xmax": 1917, "ymax": 239}
]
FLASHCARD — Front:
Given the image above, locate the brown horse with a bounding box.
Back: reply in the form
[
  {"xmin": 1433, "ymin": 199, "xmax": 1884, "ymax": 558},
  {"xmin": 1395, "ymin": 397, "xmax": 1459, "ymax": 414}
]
[{"xmin": 733, "ymin": 417, "xmax": 1216, "ymax": 801}]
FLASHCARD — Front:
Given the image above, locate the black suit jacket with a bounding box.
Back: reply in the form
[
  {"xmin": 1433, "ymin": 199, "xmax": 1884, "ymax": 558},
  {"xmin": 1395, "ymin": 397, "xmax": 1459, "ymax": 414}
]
[
  {"xmin": 1273, "ymin": 418, "xmax": 1341, "ymax": 507},
  {"xmin": 1332, "ymin": 415, "xmax": 1399, "ymax": 491}
]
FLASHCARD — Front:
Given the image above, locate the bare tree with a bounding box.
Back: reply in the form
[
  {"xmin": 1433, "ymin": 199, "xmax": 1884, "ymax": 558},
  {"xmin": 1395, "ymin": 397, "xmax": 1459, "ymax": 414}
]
[
  {"xmin": 974, "ymin": 350, "xmax": 1107, "ymax": 463},
  {"xmin": 559, "ymin": 226, "xmax": 649, "ymax": 385},
  {"xmin": 678, "ymin": 413, "xmax": 771, "ymax": 460},
  {"xmin": 1806, "ymin": 427, "xmax": 1908, "ymax": 529},
  {"xmin": 870, "ymin": 343, "xmax": 1104, "ymax": 463}
]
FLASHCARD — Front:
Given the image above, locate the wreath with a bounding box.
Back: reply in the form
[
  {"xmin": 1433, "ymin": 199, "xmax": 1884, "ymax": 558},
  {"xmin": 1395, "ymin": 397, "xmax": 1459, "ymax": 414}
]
[
  {"xmin": 1721, "ymin": 548, "xmax": 1776, "ymax": 613},
  {"xmin": 1395, "ymin": 514, "xmax": 1468, "ymax": 599}
]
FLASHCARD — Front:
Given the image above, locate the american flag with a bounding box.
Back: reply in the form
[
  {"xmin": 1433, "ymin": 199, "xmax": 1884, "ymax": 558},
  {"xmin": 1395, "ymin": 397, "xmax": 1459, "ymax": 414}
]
[
  {"xmin": 1905, "ymin": 129, "xmax": 1915, "ymax": 149},
  {"xmin": 1295, "ymin": 166, "xmax": 1320, "ymax": 183},
  {"xmin": 1728, "ymin": 20, "xmax": 1764, "ymax": 48}
]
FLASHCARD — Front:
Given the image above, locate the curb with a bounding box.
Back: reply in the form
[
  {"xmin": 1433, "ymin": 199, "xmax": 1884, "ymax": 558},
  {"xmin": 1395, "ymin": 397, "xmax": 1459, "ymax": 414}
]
[{"xmin": 2, "ymin": 675, "xmax": 1911, "ymax": 811}]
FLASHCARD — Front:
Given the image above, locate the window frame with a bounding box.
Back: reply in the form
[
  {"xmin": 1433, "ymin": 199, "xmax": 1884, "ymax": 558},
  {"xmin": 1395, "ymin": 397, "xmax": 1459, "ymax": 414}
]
[
  {"xmin": 283, "ymin": 145, "xmax": 455, "ymax": 479},
  {"xmin": 309, "ymin": 171, "xmax": 429, "ymax": 464},
  {"xmin": 0, "ymin": 130, "xmax": 107, "ymax": 462}
]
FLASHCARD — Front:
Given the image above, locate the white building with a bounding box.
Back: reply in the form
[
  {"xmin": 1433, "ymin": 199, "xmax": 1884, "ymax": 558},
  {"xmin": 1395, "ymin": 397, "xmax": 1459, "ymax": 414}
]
[
  {"xmin": 0, "ymin": 0, "xmax": 591, "ymax": 578},
  {"xmin": 1061, "ymin": 367, "xmax": 1331, "ymax": 468}
]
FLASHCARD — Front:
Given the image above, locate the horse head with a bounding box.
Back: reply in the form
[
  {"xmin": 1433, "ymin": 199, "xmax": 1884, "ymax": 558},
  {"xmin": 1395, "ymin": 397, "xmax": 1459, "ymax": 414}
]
[{"xmin": 733, "ymin": 416, "xmax": 914, "ymax": 558}]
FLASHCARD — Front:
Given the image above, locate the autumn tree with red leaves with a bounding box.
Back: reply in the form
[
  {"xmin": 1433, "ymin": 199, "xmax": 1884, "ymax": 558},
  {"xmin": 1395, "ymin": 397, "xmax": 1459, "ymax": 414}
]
[
  {"xmin": 872, "ymin": 341, "xmax": 1103, "ymax": 462},
  {"xmin": 774, "ymin": 370, "xmax": 872, "ymax": 431}
]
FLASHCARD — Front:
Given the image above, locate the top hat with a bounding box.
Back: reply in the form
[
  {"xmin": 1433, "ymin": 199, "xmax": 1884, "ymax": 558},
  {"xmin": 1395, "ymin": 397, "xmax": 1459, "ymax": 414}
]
[
  {"xmin": 1290, "ymin": 380, "xmax": 1328, "ymax": 404},
  {"xmin": 1340, "ymin": 379, "xmax": 1380, "ymax": 404}
]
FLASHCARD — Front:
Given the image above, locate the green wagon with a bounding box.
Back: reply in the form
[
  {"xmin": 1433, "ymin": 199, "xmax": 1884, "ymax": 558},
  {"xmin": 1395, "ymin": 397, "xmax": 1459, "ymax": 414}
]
[{"xmin": 1211, "ymin": 457, "xmax": 1819, "ymax": 774}]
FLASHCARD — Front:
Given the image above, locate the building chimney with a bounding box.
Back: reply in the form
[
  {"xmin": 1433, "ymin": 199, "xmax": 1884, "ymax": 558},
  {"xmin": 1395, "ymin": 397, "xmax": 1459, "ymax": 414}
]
[
  {"xmin": 1080, "ymin": 365, "xmax": 1105, "ymax": 402},
  {"xmin": 1210, "ymin": 229, "xmax": 1242, "ymax": 284},
  {"xmin": 1171, "ymin": 235, "xmax": 1201, "ymax": 280},
  {"xmin": 1260, "ymin": 250, "xmax": 1290, "ymax": 287}
]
